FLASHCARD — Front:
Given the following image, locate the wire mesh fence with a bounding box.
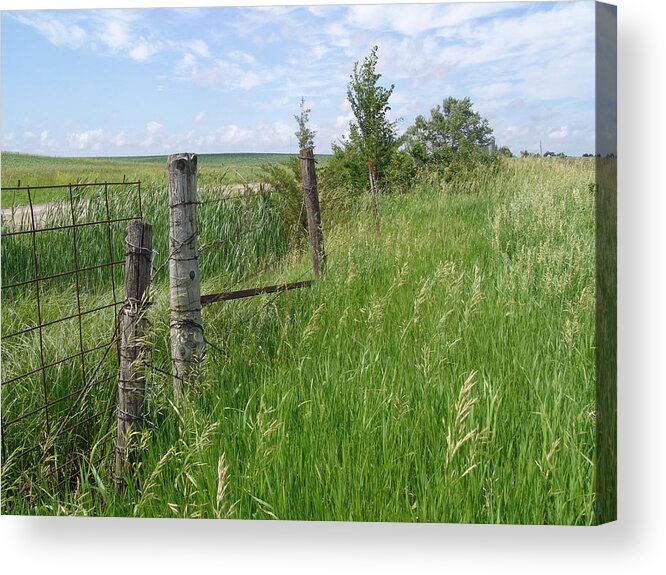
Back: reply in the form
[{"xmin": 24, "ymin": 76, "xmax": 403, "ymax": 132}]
[
  {"xmin": 1, "ymin": 181, "xmax": 142, "ymax": 497},
  {"xmin": 1, "ymin": 152, "xmax": 326, "ymax": 500}
]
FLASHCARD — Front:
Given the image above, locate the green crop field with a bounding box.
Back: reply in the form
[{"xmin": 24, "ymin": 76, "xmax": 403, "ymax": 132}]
[
  {"xmin": 0, "ymin": 152, "xmax": 331, "ymax": 206},
  {"xmin": 1, "ymin": 155, "xmax": 602, "ymax": 523}
]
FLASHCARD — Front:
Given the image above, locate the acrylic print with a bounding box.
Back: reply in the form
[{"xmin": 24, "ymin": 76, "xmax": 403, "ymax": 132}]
[{"xmin": 0, "ymin": 1, "xmax": 616, "ymax": 524}]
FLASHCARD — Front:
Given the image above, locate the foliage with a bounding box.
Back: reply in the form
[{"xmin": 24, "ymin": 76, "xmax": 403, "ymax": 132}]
[
  {"xmin": 404, "ymin": 97, "xmax": 495, "ymax": 175},
  {"xmin": 259, "ymin": 157, "xmax": 307, "ymax": 232},
  {"xmin": 294, "ymin": 97, "xmax": 316, "ymax": 151},
  {"xmin": 382, "ymin": 147, "xmax": 418, "ymax": 193},
  {"xmin": 320, "ymin": 142, "xmax": 365, "ymax": 198},
  {"xmin": 333, "ymin": 45, "xmax": 399, "ymax": 190},
  {"xmin": 497, "ymin": 146, "xmax": 513, "ymax": 158}
]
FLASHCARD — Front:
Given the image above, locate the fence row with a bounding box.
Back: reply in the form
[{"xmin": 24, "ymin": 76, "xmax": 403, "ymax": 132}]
[{"xmin": 1, "ymin": 148, "xmax": 326, "ymax": 498}]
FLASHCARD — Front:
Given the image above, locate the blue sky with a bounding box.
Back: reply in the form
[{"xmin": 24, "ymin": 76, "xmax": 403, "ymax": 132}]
[{"xmin": 2, "ymin": 1, "xmax": 596, "ymax": 156}]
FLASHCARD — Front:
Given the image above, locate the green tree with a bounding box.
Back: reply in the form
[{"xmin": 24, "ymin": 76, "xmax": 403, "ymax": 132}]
[
  {"xmin": 405, "ymin": 97, "xmax": 494, "ymax": 165},
  {"xmin": 338, "ymin": 45, "xmax": 399, "ymax": 186},
  {"xmin": 294, "ymin": 96, "xmax": 316, "ymax": 151}
]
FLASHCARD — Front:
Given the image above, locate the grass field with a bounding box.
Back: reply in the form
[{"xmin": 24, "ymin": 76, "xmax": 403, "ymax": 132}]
[
  {"xmin": 0, "ymin": 152, "xmax": 330, "ymax": 206},
  {"xmin": 0, "ymin": 155, "xmax": 599, "ymax": 523}
]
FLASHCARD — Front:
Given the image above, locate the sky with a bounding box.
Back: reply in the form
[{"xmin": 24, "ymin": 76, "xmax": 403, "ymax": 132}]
[{"xmin": 1, "ymin": 1, "xmax": 598, "ymax": 157}]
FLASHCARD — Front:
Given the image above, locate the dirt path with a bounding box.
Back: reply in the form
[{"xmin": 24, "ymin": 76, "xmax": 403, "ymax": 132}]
[
  {"xmin": 1, "ymin": 182, "xmax": 265, "ymax": 231},
  {"xmin": 1, "ymin": 202, "xmax": 59, "ymax": 231}
]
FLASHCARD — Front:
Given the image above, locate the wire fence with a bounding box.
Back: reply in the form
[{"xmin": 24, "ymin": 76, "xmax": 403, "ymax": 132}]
[
  {"xmin": 1, "ymin": 181, "xmax": 142, "ymax": 494},
  {"xmin": 1, "ymin": 159, "xmax": 328, "ymax": 499}
]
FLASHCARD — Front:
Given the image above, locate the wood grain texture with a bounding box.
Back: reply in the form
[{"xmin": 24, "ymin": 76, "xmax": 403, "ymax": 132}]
[
  {"xmin": 168, "ymin": 153, "xmax": 204, "ymax": 400},
  {"xmin": 115, "ymin": 219, "xmax": 152, "ymax": 491},
  {"xmin": 299, "ymin": 147, "xmax": 325, "ymax": 278}
]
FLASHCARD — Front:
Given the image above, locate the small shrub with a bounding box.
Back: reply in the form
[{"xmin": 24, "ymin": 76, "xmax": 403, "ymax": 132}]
[{"xmin": 259, "ymin": 158, "xmax": 307, "ymax": 233}]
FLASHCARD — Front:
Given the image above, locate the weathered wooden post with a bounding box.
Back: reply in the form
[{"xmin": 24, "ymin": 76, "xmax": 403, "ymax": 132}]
[
  {"xmin": 115, "ymin": 219, "xmax": 152, "ymax": 491},
  {"xmin": 168, "ymin": 153, "xmax": 204, "ymax": 400},
  {"xmin": 368, "ymin": 160, "xmax": 379, "ymax": 231},
  {"xmin": 299, "ymin": 147, "xmax": 325, "ymax": 278}
]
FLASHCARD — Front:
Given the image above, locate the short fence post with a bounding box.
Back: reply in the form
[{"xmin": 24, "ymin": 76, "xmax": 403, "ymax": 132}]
[
  {"xmin": 299, "ymin": 147, "xmax": 325, "ymax": 278},
  {"xmin": 168, "ymin": 153, "xmax": 204, "ymax": 400},
  {"xmin": 115, "ymin": 219, "xmax": 152, "ymax": 492}
]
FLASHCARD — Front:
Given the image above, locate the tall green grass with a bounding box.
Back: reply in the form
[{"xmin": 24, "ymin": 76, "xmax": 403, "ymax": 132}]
[{"xmin": 1, "ymin": 158, "xmax": 598, "ymax": 524}]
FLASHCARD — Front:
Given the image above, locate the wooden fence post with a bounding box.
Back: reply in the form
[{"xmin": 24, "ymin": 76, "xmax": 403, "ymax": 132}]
[
  {"xmin": 115, "ymin": 219, "xmax": 152, "ymax": 491},
  {"xmin": 299, "ymin": 147, "xmax": 325, "ymax": 278},
  {"xmin": 168, "ymin": 153, "xmax": 204, "ymax": 400},
  {"xmin": 368, "ymin": 161, "xmax": 379, "ymax": 230}
]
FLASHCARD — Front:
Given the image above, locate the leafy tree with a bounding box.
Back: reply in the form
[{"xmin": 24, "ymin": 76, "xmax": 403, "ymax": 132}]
[
  {"xmin": 337, "ymin": 45, "xmax": 399, "ymax": 187},
  {"xmin": 404, "ymin": 97, "xmax": 494, "ymax": 165},
  {"xmin": 294, "ymin": 96, "xmax": 316, "ymax": 150},
  {"xmin": 497, "ymin": 146, "xmax": 513, "ymax": 158}
]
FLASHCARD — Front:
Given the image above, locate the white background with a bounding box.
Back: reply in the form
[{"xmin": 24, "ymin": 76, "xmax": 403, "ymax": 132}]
[{"xmin": 1, "ymin": 1, "xmax": 664, "ymax": 573}]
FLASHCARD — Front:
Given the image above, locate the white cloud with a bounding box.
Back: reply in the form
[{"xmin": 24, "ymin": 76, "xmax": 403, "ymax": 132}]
[
  {"xmin": 335, "ymin": 110, "xmax": 354, "ymax": 130},
  {"xmin": 501, "ymin": 125, "xmax": 531, "ymax": 139},
  {"xmin": 11, "ymin": 9, "xmax": 191, "ymax": 65},
  {"xmin": 312, "ymin": 44, "xmax": 328, "ymax": 61},
  {"xmin": 378, "ymin": 36, "xmax": 457, "ymax": 83},
  {"xmin": 236, "ymin": 70, "xmax": 263, "ymax": 90},
  {"xmin": 99, "ymin": 16, "xmax": 131, "ymax": 51},
  {"xmin": 194, "ymin": 111, "xmax": 206, "ymax": 124},
  {"xmin": 67, "ymin": 128, "xmax": 104, "ymax": 151},
  {"xmin": 38, "ymin": 130, "xmax": 58, "ymax": 150},
  {"xmin": 324, "ymin": 21, "xmax": 353, "ymax": 53},
  {"xmin": 142, "ymin": 121, "xmax": 164, "ymax": 148},
  {"xmin": 306, "ymin": 6, "xmax": 330, "ymax": 19},
  {"xmin": 332, "ymin": 99, "xmax": 354, "ymax": 140},
  {"xmin": 175, "ymin": 52, "xmax": 275, "ymax": 90},
  {"xmin": 14, "ymin": 14, "xmax": 88, "ymax": 50},
  {"xmin": 214, "ymin": 121, "xmax": 292, "ymax": 151},
  {"xmin": 175, "ymin": 53, "xmax": 197, "ymax": 77},
  {"xmin": 548, "ymin": 126, "xmax": 570, "ymax": 140},
  {"xmin": 228, "ymin": 50, "xmax": 255, "ymax": 65},
  {"xmin": 110, "ymin": 130, "xmax": 128, "ymax": 147},
  {"xmin": 433, "ymin": 2, "xmax": 594, "ymax": 71},
  {"xmin": 183, "ymin": 39, "xmax": 210, "ymax": 59},
  {"xmin": 129, "ymin": 37, "xmax": 162, "ymax": 62},
  {"xmin": 471, "ymin": 82, "xmax": 516, "ymax": 101},
  {"xmin": 345, "ymin": 3, "xmax": 512, "ymax": 37}
]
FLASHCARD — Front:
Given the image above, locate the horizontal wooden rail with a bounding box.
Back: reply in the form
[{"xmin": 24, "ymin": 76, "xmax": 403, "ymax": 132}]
[{"xmin": 201, "ymin": 280, "xmax": 313, "ymax": 307}]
